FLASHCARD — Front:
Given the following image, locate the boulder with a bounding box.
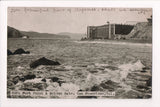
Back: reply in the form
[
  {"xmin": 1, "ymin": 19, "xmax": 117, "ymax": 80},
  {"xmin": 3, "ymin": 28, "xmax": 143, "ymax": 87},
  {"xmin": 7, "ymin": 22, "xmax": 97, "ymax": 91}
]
[
  {"xmin": 12, "ymin": 76, "xmax": 20, "ymax": 84},
  {"xmin": 7, "ymin": 80, "xmax": 15, "ymax": 89},
  {"xmin": 51, "ymin": 77, "xmax": 59, "ymax": 82},
  {"xmin": 50, "ymin": 77, "xmax": 65, "ymax": 86},
  {"xmin": 30, "ymin": 57, "xmax": 60, "ymax": 68},
  {"xmin": 24, "ymin": 73, "xmax": 36, "ymax": 80},
  {"xmin": 13, "ymin": 48, "xmax": 30, "ymax": 55},
  {"xmin": 41, "ymin": 78, "xmax": 46, "ymax": 82},
  {"xmin": 7, "ymin": 49, "xmax": 13, "ymax": 56}
]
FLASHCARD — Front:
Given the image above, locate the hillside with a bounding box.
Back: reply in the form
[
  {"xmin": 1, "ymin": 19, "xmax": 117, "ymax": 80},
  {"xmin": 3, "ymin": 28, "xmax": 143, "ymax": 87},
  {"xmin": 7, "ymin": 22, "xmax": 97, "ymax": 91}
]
[
  {"xmin": 7, "ymin": 26, "xmax": 70, "ymax": 39},
  {"xmin": 127, "ymin": 22, "xmax": 152, "ymax": 41},
  {"xmin": 8, "ymin": 26, "xmax": 24, "ymax": 38},
  {"xmin": 21, "ymin": 31, "xmax": 70, "ymax": 39},
  {"xmin": 58, "ymin": 32, "xmax": 86, "ymax": 40}
]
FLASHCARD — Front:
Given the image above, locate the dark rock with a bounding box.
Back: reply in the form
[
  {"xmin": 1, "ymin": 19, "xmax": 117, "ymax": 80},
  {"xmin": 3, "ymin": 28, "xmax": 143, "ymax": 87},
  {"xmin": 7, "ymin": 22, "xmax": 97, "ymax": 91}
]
[
  {"xmin": 33, "ymin": 83, "xmax": 47, "ymax": 90},
  {"xmin": 50, "ymin": 77, "xmax": 65, "ymax": 86},
  {"xmin": 19, "ymin": 77, "xmax": 25, "ymax": 82},
  {"xmin": 25, "ymin": 51, "xmax": 30, "ymax": 54},
  {"xmin": 57, "ymin": 81, "xmax": 65, "ymax": 86},
  {"xmin": 141, "ymin": 67, "xmax": 148, "ymax": 72},
  {"xmin": 7, "ymin": 49, "xmax": 13, "ymax": 56},
  {"xmin": 144, "ymin": 94, "xmax": 152, "ymax": 99},
  {"xmin": 105, "ymin": 66, "xmax": 119, "ymax": 70},
  {"xmin": 100, "ymin": 83, "xmax": 114, "ymax": 91},
  {"xmin": 7, "ymin": 80, "xmax": 15, "ymax": 89},
  {"xmin": 51, "ymin": 77, "xmax": 59, "ymax": 82},
  {"xmin": 90, "ymin": 85, "xmax": 102, "ymax": 91},
  {"xmin": 12, "ymin": 76, "xmax": 20, "ymax": 84},
  {"xmin": 137, "ymin": 85, "xmax": 149, "ymax": 90},
  {"xmin": 146, "ymin": 77, "xmax": 152, "ymax": 86},
  {"xmin": 89, "ymin": 70, "xmax": 98, "ymax": 74},
  {"xmin": 13, "ymin": 48, "xmax": 30, "ymax": 55},
  {"xmin": 41, "ymin": 78, "xmax": 46, "ymax": 82},
  {"xmin": 141, "ymin": 70, "xmax": 147, "ymax": 73},
  {"xmin": 100, "ymin": 80, "xmax": 121, "ymax": 91},
  {"xmin": 30, "ymin": 57, "xmax": 60, "ymax": 68},
  {"xmin": 21, "ymin": 82, "xmax": 47, "ymax": 91},
  {"xmin": 24, "ymin": 73, "xmax": 36, "ymax": 80},
  {"xmin": 137, "ymin": 95, "xmax": 143, "ymax": 99}
]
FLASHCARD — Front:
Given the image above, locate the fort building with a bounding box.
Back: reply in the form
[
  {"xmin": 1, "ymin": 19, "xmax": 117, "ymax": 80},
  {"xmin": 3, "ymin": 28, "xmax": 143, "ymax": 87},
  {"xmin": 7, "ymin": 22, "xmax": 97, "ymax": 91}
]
[{"xmin": 87, "ymin": 23, "xmax": 134, "ymax": 39}]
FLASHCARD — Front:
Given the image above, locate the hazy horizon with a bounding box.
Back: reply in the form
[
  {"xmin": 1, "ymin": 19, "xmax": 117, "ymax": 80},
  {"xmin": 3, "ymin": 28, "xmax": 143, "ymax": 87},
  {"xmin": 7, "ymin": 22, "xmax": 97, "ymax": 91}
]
[{"xmin": 8, "ymin": 7, "xmax": 152, "ymax": 34}]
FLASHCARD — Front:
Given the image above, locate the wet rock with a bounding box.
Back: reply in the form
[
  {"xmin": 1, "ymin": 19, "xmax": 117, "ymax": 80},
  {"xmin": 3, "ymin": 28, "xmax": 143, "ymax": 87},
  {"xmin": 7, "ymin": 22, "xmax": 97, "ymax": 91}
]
[
  {"xmin": 100, "ymin": 80, "xmax": 121, "ymax": 91},
  {"xmin": 90, "ymin": 85, "xmax": 103, "ymax": 91},
  {"xmin": 78, "ymin": 89, "xmax": 83, "ymax": 91},
  {"xmin": 30, "ymin": 57, "xmax": 60, "ymax": 68},
  {"xmin": 7, "ymin": 80, "xmax": 15, "ymax": 89},
  {"xmin": 7, "ymin": 49, "xmax": 13, "ymax": 56},
  {"xmin": 122, "ymin": 90, "xmax": 142, "ymax": 99},
  {"xmin": 57, "ymin": 81, "xmax": 65, "ymax": 86},
  {"xmin": 89, "ymin": 70, "xmax": 99, "ymax": 74},
  {"xmin": 105, "ymin": 66, "xmax": 119, "ymax": 70},
  {"xmin": 51, "ymin": 77, "xmax": 59, "ymax": 82},
  {"xmin": 33, "ymin": 83, "xmax": 48, "ymax": 90},
  {"xmin": 144, "ymin": 94, "xmax": 152, "ymax": 99},
  {"xmin": 141, "ymin": 67, "xmax": 151, "ymax": 73},
  {"xmin": 41, "ymin": 78, "xmax": 46, "ymax": 82},
  {"xmin": 19, "ymin": 77, "xmax": 25, "ymax": 82},
  {"xmin": 146, "ymin": 77, "xmax": 152, "ymax": 86},
  {"xmin": 50, "ymin": 77, "xmax": 65, "ymax": 86},
  {"xmin": 12, "ymin": 76, "xmax": 20, "ymax": 84},
  {"xmin": 21, "ymin": 82, "xmax": 47, "ymax": 91},
  {"xmin": 24, "ymin": 73, "xmax": 36, "ymax": 80},
  {"xmin": 137, "ymin": 85, "xmax": 149, "ymax": 90},
  {"xmin": 13, "ymin": 48, "xmax": 30, "ymax": 55}
]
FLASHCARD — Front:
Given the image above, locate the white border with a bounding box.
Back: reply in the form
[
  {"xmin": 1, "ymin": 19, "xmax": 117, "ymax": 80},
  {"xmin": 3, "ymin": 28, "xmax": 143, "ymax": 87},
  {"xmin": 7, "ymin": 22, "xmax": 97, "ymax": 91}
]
[{"xmin": 0, "ymin": 1, "xmax": 160, "ymax": 107}]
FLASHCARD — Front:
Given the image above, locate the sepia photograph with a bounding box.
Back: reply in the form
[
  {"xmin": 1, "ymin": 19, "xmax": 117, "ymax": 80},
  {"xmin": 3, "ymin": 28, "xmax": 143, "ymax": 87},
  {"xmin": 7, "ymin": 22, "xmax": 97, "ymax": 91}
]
[{"xmin": 7, "ymin": 7, "xmax": 152, "ymax": 99}]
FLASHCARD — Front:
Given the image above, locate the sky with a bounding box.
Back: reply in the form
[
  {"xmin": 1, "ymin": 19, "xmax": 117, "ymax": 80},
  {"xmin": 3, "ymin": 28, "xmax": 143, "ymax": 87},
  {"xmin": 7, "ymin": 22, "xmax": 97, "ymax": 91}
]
[{"xmin": 8, "ymin": 7, "xmax": 152, "ymax": 34}]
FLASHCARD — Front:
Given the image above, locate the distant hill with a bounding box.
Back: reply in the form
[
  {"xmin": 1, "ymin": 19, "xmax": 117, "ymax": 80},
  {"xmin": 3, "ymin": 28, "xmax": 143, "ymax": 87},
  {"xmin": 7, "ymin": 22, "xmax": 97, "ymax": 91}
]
[
  {"xmin": 21, "ymin": 31, "xmax": 70, "ymax": 39},
  {"xmin": 7, "ymin": 26, "xmax": 70, "ymax": 39},
  {"xmin": 8, "ymin": 26, "xmax": 24, "ymax": 38},
  {"xmin": 58, "ymin": 32, "xmax": 86, "ymax": 40}
]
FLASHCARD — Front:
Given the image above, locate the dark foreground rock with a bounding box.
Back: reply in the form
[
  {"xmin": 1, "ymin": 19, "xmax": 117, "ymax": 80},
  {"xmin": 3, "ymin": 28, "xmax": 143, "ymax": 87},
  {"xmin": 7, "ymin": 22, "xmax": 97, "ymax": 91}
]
[
  {"xmin": 90, "ymin": 80, "xmax": 121, "ymax": 92},
  {"xmin": 41, "ymin": 78, "xmax": 46, "ymax": 82},
  {"xmin": 146, "ymin": 77, "xmax": 152, "ymax": 86},
  {"xmin": 30, "ymin": 57, "xmax": 60, "ymax": 68},
  {"xmin": 24, "ymin": 73, "xmax": 36, "ymax": 80},
  {"xmin": 50, "ymin": 77, "xmax": 65, "ymax": 86},
  {"xmin": 13, "ymin": 48, "xmax": 30, "ymax": 55},
  {"xmin": 7, "ymin": 49, "xmax": 13, "ymax": 56},
  {"xmin": 11, "ymin": 73, "xmax": 36, "ymax": 85},
  {"xmin": 20, "ymin": 82, "xmax": 47, "ymax": 91}
]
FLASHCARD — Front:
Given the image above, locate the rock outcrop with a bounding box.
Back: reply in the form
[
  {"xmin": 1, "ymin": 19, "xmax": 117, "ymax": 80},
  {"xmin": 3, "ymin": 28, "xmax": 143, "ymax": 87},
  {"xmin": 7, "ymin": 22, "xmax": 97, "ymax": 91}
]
[
  {"xmin": 8, "ymin": 48, "xmax": 30, "ymax": 56},
  {"xmin": 127, "ymin": 22, "xmax": 152, "ymax": 40},
  {"xmin": 8, "ymin": 26, "xmax": 24, "ymax": 38},
  {"xmin": 13, "ymin": 48, "xmax": 30, "ymax": 55},
  {"xmin": 7, "ymin": 49, "xmax": 13, "ymax": 56},
  {"xmin": 30, "ymin": 57, "xmax": 60, "ymax": 68}
]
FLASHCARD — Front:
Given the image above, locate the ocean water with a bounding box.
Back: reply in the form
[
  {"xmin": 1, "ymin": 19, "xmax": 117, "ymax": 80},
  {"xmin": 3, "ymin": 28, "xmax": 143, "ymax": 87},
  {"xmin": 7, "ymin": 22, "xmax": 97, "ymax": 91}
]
[{"xmin": 7, "ymin": 38, "xmax": 152, "ymax": 99}]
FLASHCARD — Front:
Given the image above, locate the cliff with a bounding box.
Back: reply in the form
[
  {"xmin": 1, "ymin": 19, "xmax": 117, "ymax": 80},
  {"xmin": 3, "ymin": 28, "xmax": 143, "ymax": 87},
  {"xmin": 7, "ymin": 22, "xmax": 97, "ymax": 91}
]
[{"xmin": 127, "ymin": 22, "xmax": 152, "ymax": 41}]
